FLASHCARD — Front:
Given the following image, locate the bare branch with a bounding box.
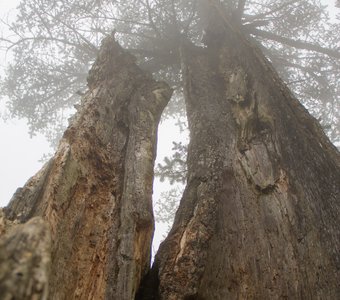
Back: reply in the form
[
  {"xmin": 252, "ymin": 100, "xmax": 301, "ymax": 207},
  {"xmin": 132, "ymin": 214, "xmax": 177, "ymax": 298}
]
[
  {"xmin": 1, "ymin": 36, "xmax": 81, "ymax": 52},
  {"xmin": 235, "ymin": 0, "xmax": 247, "ymax": 21},
  {"xmin": 143, "ymin": 0, "xmax": 162, "ymax": 39},
  {"xmin": 243, "ymin": 0, "xmax": 299, "ymax": 22},
  {"xmin": 39, "ymin": 7, "xmax": 98, "ymax": 54},
  {"xmin": 247, "ymin": 28, "xmax": 340, "ymax": 60},
  {"xmin": 182, "ymin": 1, "xmax": 198, "ymax": 36}
]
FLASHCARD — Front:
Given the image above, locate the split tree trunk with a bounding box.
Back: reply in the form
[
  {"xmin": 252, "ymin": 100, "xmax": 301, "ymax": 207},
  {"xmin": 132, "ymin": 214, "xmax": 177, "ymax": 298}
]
[
  {"xmin": 1, "ymin": 3, "xmax": 339, "ymax": 300},
  {"xmin": 138, "ymin": 3, "xmax": 340, "ymax": 300},
  {"xmin": 0, "ymin": 36, "xmax": 172, "ymax": 300}
]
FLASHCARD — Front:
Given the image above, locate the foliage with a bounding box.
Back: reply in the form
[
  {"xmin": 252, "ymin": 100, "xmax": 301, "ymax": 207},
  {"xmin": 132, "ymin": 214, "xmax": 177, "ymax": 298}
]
[
  {"xmin": 0, "ymin": 0, "xmax": 339, "ymax": 147},
  {"xmin": 0, "ymin": 0, "xmax": 339, "ymax": 224},
  {"xmin": 154, "ymin": 185, "xmax": 183, "ymax": 231},
  {"xmin": 155, "ymin": 141, "xmax": 187, "ymax": 184}
]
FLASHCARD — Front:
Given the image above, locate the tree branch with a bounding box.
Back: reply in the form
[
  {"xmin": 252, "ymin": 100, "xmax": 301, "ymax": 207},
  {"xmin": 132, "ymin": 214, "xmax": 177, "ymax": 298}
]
[
  {"xmin": 39, "ymin": 8, "xmax": 98, "ymax": 54},
  {"xmin": 143, "ymin": 0, "xmax": 162, "ymax": 39},
  {"xmin": 235, "ymin": 0, "xmax": 247, "ymax": 21},
  {"xmin": 1, "ymin": 36, "xmax": 81, "ymax": 52},
  {"xmin": 247, "ymin": 28, "xmax": 340, "ymax": 60},
  {"xmin": 243, "ymin": 0, "xmax": 299, "ymax": 22},
  {"xmin": 182, "ymin": 1, "xmax": 198, "ymax": 36}
]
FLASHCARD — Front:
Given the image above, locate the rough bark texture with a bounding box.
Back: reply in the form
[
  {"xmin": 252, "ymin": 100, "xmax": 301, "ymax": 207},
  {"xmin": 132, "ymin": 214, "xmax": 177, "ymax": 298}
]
[
  {"xmin": 138, "ymin": 3, "xmax": 340, "ymax": 300},
  {"xmin": 1, "ymin": 36, "xmax": 172, "ymax": 300},
  {"xmin": 0, "ymin": 213, "xmax": 51, "ymax": 300}
]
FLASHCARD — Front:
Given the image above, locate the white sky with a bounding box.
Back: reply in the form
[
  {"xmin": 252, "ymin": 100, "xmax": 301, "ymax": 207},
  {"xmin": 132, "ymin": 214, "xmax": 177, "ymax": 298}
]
[{"xmin": 0, "ymin": 0, "xmax": 46, "ymax": 207}]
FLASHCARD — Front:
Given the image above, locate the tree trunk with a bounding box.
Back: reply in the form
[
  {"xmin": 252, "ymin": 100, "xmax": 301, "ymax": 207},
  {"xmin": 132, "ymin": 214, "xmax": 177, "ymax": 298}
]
[
  {"xmin": 138, "ymin": 4, "xmax": 340, "ymax": 300},
  {"xmin": 1, "ymin": 4, "xmax": 339, "ymax": 300},
  {"xmin": 0, "ymin": 36, "xmax": 172, "ymax": 300}
]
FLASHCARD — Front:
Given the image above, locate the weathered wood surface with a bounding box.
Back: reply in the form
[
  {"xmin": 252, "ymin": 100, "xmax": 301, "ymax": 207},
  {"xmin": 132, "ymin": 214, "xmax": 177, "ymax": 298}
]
[
  {"xmin": 1, "ymin": 36, "xmax": 172, "ymax": 300},
  {"xmin": 1, "ymin": 2, "xmax": 339, "ymax": 299},
  {"xmin": 0, "ymin": 213, "xmax": 51, "ymax": 300},
  {"xmin": 138, "ymin": 2, "xmax": 340, "ymax": 299}
]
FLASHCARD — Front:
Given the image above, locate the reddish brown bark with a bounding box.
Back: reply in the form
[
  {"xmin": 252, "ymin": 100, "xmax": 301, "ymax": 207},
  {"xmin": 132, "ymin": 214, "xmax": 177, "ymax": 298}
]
[{"xmin": 0, "ymin": 36, "xmax": 172, "ymax": 300}]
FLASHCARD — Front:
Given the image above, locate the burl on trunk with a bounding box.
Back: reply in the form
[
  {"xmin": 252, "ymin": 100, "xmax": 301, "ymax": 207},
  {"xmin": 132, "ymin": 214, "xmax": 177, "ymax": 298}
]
[{"xmin": 0, "ymin": 36, "xmax": 172, "ymax": 300}]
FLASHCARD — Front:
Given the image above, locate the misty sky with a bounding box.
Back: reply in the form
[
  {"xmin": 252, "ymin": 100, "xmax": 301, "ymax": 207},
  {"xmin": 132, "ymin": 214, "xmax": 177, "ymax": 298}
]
[{"xmin": 0, "ymin": 0, "xmax": 47, "ymax": 207}]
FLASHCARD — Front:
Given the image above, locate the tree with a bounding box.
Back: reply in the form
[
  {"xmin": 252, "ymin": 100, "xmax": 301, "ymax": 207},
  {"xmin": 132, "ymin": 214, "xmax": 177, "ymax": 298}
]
[
  {"xmin": 0, "ymin": 35, "xmax": 172, "ymax": 299},
  {"xmin": 0, "ymin": 0, "xmax": 340, "ymax": 299},
  {"xmin": 1, "ymin": 0, "xmax": 339, "ymax": 147},
  {"xmin": 1, "ymin": 0, "xmax": 339, "ymax": 228},
  {"xmin": 137, "ymin": 3, "xmax": 340, "ymax": 298}
]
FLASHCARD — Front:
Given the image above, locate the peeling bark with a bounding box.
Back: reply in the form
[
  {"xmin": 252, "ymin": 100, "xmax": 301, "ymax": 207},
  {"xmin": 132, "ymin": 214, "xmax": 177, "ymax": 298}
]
[
  {"xmin": 138, "ymin": 4, "xmax": 340, "ymax": 300},
  {"xmin": 1, "ymin": 36, "xmax": 172, "ymax": 300}
]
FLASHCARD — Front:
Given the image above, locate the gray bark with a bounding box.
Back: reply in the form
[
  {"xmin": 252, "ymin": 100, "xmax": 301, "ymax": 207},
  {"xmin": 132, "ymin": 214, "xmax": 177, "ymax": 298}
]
[
  {"xmin": 138, "ymin": 3, "xmax": 340, "ymax": 299},
  {"xmin": 0, "ymin": 214, "xmax": 51, "ymax": 300}
]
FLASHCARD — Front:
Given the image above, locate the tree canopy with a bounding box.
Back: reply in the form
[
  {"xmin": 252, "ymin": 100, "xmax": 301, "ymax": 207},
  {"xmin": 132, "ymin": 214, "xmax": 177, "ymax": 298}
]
[{"xmin": 1, "ymin": 0, "xmax": 339, "ymax": 148}]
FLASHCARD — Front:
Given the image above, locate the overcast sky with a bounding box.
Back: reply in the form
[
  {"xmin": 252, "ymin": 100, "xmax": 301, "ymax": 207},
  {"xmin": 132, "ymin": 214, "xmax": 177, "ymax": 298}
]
[{"xmin": 0, "ymin": 0, "xmax": 48, "ymax": 207}]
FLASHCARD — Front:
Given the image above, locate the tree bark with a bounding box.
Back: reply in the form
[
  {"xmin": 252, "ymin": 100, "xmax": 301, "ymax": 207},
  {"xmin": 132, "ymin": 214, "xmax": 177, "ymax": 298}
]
[
  {"xmin": 138, "ymin": 4, "xmax": 340, "ymax": 300},
  {"xmin": 0, "ymin": 214, "xmax": 51, "ymax": 300},
  {"xmin": 0, "ymin": 36, "xmax": 172, "ymax": 300},
  {"xmin": 1, "ymin": 3, "xmax": 340, "ymax": 300}
]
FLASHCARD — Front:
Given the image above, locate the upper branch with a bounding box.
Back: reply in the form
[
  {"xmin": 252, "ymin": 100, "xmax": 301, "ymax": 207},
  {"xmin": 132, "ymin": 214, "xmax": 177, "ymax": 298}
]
[
  {"xmin": 243, "ymin": 0, "xmax": 299, "ymax": 22},
  {"xmin": 235, "ymin": 0, "xmax": 247, "ymax": 21},
  {"xmin": 247, "ymin": 27, "xmax": 340, "ymax": 60}
]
